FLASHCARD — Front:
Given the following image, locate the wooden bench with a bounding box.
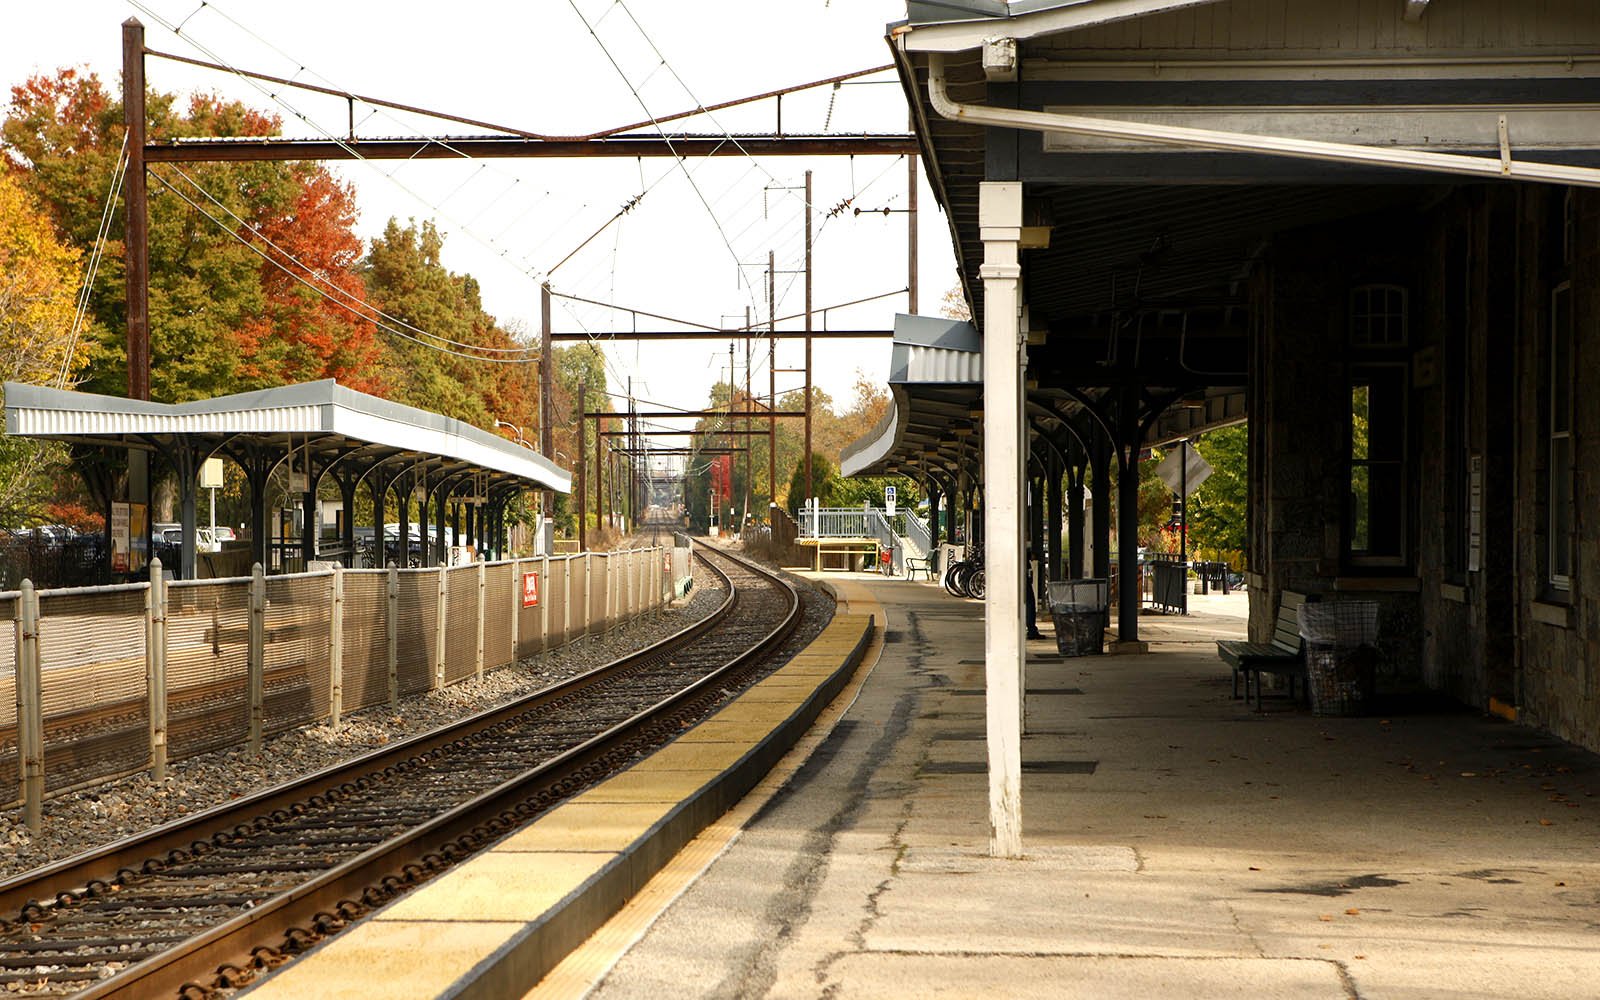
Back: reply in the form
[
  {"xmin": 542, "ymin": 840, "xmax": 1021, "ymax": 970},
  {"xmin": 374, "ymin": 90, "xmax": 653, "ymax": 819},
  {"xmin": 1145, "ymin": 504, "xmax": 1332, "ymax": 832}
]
[{"xmin": 1217, "ymin": 591, "xmax": 1312, "ymax": 711}]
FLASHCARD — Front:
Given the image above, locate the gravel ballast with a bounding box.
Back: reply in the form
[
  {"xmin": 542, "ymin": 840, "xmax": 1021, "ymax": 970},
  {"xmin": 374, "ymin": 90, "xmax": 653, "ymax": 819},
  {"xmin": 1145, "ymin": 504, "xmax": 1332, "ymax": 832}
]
[{"xmin": 0, "ymin": 558, "xmax": 740, "ymax": 881}]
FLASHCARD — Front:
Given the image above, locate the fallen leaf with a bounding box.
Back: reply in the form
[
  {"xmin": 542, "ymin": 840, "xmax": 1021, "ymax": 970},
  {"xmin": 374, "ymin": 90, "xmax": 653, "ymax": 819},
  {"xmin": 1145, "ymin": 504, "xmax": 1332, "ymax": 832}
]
[
  {"xmin": 1556, "ymin": 881, "xmax": 1567, "ymax": 887},
  {"xmin": 1249, "ymin": 866, "xmax": 1261, "ymax": 871},
  {"xmin": 1354, "ymin": 955, "xmax": 1367, "ymax": 960},
  {"xmin": 1460, "ymin": 771, "xmax": 1477, "ymax": 778},
  {"xmin": 1319, "ymin": 914, "xmax": 1333, "ymax": 922},
  {"xmin": 1539, "ymin": 818, "xmax": 1555, "ymax": 826},
  {"xmin": 1345, "ymin": 908, "xmax": 1361, "ymax": 916}
]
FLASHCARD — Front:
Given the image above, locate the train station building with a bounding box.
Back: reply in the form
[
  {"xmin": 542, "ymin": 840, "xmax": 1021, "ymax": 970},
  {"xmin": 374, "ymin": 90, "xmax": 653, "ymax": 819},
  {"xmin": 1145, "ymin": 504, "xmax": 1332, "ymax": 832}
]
[{"xmin": 829, "ymin": 0, "xmax": 1600, "ymax": 854}]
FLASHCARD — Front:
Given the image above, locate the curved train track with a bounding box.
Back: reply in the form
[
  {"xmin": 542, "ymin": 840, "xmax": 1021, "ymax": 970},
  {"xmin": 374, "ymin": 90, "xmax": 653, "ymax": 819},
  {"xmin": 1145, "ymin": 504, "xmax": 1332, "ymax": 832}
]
[{"xmin": 0, "ymin": 543, "xmax": 812, "ymax": 998}]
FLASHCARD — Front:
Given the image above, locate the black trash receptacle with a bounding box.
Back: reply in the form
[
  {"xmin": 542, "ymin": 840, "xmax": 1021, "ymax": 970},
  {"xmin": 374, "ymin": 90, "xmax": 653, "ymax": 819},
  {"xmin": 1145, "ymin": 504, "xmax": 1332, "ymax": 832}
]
[{"xmin": 1047, "ymin": 579, "xmax": 1109, "ymax": 656}]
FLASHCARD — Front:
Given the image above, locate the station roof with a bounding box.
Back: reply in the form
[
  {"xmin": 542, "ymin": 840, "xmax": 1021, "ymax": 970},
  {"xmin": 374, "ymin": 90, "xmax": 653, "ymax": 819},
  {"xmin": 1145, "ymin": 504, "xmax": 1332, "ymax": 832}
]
[
  {"xmin": 839, "ymin": 314, "xmax": 1245, "ymax": 480},
  {"xmin": 3, "ymin": 379, "xmax": 571, "ymax": 494},
  {"xmin": 840, "ymin": 314, "xmax": 982, "ymax": 479}
]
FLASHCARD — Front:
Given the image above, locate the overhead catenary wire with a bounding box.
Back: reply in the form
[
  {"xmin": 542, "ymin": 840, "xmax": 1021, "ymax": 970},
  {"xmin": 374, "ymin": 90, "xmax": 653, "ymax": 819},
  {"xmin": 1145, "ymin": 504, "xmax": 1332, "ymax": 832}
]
[
  {"xmin": 59, "ymin": 133, "xmax": 131, "ymax": 389},
  {"xmin": 149, "ymin": 169, "xmax": 541, "ymax": 365},
  {"xmin": 159, "ymin": 164, "xmax": 538, "ymax": 356}
]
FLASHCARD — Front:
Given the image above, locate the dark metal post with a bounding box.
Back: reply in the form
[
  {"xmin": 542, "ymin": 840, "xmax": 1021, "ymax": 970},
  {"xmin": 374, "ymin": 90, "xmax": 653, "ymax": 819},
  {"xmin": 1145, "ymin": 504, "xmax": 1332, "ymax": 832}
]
[
  {"xmin": 907, "ymin": 118, "xmax": 918, "ymax": 315},
  {"xmin": 768, "ymin": 250, "xmax": 776, "ymax": 516},
  {"xmin": 1067, "ymin": 460, "xmax": 1086, "ymax": 579},
  {"xmin": 1116, "ymin": 392, "xmax": 1141, "ymax": 644},
  {"xmin": 804, "ymin": 169, "xmax": 814, "ymax": 509},
  {"xmin": 1046, "ymin": 452, "xmax": 1064, "ymax": 581},
  {"xmin": 577, "ymin": 382, "xmax": 587, "ymax": 551},
  {"xmin": 400, "ymin": 474, "xmax": 415, "ymax": 568},
  {"xmin": 433, "ymin": 481, "xmax": 447, "ymax": 566},
  {"xmin": 123, "ymin": 19, "xmax": 150, "ymax": 400},
  {"xmin": 1091, "ymin": 438, "xmax": 1111, "ymax": 581},
  {"xmin": 540, "ymin": 283, "xmax": 554, "ymax": 555}
]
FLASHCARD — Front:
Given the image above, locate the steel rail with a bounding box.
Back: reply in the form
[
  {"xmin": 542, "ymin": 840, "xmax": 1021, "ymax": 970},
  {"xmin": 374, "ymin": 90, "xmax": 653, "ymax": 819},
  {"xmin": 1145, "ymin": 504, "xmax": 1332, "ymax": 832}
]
[{"xmin": 1, "ymin": 547, "xmax": 803, "ymax": 998}]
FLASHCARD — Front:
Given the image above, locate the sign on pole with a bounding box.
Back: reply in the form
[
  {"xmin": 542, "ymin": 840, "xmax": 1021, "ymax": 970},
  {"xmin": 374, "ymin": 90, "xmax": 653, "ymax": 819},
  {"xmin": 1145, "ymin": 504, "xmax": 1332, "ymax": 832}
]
[
  {"xmin": 521, "ymin": 571, "xmax": 540, "ymax": 608},
  {"xmin": 885, "ymin": 484, "xmax": 898, "ymax": 515}
]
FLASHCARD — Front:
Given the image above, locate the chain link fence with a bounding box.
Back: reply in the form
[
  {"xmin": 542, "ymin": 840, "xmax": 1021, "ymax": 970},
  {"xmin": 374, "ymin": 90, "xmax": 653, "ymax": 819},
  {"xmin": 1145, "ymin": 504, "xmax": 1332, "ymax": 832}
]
[{"xmin": 2, "ymin": 547, "xmax": 668, "ymax": 827}]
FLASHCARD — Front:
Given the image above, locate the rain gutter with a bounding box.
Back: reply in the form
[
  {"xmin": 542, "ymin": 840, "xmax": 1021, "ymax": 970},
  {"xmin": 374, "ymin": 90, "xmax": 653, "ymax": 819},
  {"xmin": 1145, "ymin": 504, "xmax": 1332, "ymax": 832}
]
[{"xmin": 924, "ymin": 51, "xmax": 1600, "ymax": 189}]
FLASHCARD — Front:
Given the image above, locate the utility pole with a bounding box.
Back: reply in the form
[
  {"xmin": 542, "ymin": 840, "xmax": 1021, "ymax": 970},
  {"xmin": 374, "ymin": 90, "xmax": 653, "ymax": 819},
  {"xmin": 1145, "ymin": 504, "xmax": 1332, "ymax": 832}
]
[
  {"xmin": 595, "ymin": 409, "xmax": 605, "ymax": 534},
  {"xmin": 804, "ymin": 169, "xmax": 814, "ymax": 514},
  {"xmin": 540, "ymin": 283, "xmax": 554, "ymax": 554},
  {"xmin": 908, "ymin": 117, "xmax": 919, "ymax": 315},
  {"xmin": 122, "ymin": 19, "xmax": 153, "ymax": 576},
  {"xmin": 577, "ymin": 382, "xmax": 587, "ymax": 551},
  {"xmin": 767, "ymin": 250, "xmax": 776, "ymax": 520},
  {"xmin": 743, "ymin": 310, "xmax": 753, "ymax": 533}
]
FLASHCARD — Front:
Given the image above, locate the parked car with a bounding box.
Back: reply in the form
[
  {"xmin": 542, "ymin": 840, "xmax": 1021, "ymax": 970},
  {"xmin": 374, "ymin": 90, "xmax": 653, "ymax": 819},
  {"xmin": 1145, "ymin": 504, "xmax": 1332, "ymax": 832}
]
[
  {"xmin": 158, "ymin": 526, "xmax": 221, "ymax": 553},
  {"xmin": 213, "ymin": 526, "xmax": 239, "ymax": 543}
]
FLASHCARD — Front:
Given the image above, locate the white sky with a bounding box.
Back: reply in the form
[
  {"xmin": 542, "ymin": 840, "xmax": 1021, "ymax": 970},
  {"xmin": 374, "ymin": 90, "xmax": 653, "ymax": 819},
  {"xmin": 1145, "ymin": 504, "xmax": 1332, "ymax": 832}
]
[{"xmin": 1, "ymin": 0, "xmax": 957, "ymax": 437}]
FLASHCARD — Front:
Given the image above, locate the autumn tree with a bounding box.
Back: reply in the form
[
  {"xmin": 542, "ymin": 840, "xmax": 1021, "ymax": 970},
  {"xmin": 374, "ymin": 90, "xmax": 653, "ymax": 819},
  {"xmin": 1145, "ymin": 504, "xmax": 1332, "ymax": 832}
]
[
  {"xmin": 237, "ymin": 168, "xmax": 385, "ymax": 393},
  {"xmin": 0, "ymin": 170, "xmax": 92, "ymax": 521}
]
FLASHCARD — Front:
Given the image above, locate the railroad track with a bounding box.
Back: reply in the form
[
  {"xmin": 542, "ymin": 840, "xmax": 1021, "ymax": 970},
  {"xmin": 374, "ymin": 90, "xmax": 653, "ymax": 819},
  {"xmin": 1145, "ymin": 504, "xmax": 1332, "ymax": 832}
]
[{"xmin": 0, "ymin": 544, "xmax": 811, "ymax": 998}]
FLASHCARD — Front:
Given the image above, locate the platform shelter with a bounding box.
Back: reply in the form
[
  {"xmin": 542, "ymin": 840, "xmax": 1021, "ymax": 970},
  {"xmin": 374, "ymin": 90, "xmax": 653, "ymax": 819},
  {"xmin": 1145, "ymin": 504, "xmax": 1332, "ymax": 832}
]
[{"xmin": 3, "ymin": 380, "xmax": 570, "ymax": 580}]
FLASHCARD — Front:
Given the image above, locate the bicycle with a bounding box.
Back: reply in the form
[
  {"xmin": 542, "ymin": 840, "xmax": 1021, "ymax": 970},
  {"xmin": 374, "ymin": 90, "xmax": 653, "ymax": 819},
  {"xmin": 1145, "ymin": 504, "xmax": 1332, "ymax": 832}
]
[{"xmin": 942, "ymin": 545, "xmax": 985, "ymax": 600}]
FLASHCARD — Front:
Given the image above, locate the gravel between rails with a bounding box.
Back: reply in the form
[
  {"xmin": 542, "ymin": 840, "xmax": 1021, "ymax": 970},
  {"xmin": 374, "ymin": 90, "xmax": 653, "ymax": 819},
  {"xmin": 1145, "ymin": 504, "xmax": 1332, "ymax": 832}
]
[{"xmin": 0, "ymin": 559, "xmax": 742, "ymax": 882}]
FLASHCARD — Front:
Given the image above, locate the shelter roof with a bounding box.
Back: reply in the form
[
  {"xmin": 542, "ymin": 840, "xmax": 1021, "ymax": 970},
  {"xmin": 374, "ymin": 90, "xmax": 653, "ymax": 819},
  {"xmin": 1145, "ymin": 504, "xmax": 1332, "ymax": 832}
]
[{"xmin": 3, "ymin": 379, "xmax": 571, "ymax": 494}]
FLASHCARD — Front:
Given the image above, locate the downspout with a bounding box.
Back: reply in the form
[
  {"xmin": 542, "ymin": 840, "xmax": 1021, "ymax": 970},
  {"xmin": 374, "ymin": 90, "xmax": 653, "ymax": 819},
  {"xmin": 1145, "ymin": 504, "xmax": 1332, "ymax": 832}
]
[{"xmin": 924, "ymin": 52, "xmax": 1600, "ymax": 189}]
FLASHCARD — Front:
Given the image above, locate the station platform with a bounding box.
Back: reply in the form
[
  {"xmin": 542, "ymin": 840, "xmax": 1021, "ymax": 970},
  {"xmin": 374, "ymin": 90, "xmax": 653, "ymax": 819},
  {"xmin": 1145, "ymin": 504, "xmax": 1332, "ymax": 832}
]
[
  {"xmin": 573, "ymin": 572, "xmax": 1600, "ymax": 1000},
  {"xmin": 248, "ymin": 570, "xmax": 1600, "ymax": 1000}
]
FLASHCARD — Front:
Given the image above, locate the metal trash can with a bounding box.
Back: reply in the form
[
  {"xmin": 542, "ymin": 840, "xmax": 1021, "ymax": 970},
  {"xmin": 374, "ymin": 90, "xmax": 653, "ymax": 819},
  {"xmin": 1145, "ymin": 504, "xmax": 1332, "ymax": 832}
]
[
  {"xmin": 1047, "ymin": 579, "xmax": 1109, "ymax": 656},
  {"xmin": 1297, "ymin": 601, "xmax": 1379, "ymax": 716}
]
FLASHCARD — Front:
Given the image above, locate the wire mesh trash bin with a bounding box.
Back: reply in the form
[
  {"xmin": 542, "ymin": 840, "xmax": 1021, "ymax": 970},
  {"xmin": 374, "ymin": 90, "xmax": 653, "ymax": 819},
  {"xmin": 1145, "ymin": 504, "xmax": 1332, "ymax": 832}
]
[
  {"xmin": 1047, "ymin": 579, "xmax": 1108, "ymax": 656},
  {"xmin": 1297, "ymin": 601, "xmax": 1379, "ymax": 716}
]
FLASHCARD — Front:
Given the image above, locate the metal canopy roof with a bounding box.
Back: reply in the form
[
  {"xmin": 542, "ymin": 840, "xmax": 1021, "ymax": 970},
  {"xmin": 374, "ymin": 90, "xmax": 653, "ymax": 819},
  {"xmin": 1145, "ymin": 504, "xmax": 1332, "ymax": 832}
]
[
  {"xmin": 841, "ymin": 314, "xmax": 983, "ymax": 479},
  {"xmin": 4, "ymin": 380, "xmax": 571, "ymax": 494}
]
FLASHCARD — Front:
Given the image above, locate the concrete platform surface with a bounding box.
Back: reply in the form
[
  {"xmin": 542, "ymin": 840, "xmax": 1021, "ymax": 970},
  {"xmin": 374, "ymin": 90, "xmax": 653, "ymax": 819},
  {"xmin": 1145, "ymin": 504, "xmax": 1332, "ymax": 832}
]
[{"xmin": 583, "ymin": 574, "xmax": 1600, "ymax": 1000}]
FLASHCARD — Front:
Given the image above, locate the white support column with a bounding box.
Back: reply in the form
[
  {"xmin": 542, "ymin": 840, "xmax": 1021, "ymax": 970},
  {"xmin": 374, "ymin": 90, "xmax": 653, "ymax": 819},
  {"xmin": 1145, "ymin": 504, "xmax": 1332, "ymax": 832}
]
[{"xmin": 980, "ymin": 180, "xmax": 1026, "ymax": 859}]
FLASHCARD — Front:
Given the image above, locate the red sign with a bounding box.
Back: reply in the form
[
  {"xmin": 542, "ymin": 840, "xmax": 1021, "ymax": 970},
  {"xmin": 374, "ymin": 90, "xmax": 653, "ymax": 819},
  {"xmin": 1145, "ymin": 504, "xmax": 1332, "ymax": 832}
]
[{"xmin": 521, "ymin": 571, "xmax": 540, "ymax": 608}]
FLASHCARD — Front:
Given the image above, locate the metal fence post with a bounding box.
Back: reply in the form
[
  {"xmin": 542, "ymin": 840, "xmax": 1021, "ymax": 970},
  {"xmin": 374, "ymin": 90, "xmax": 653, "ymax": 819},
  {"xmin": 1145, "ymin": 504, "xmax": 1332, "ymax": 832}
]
[
  {"xmin": 248, "ymin": 562, "xmax": 265, "ymax": 753},
  {"xmin": 539, "ymin": 553, "xmax": 550, "ymax": 653},
  {"xmin": 17, "ymin": 580, "xmax": 43, "ymax": 834},
  {"xmin": 329, "ymin": 565, "xmax": 344, "ymax": 730},
  {"xmin": 474, "ymin": 560, "xmax": 486, "ymax": 681},
  {"xmin": 509, "ymin": 559, "xmax": 520, "ymax": 661},
  {"xmin": 563, "ymin": 553, "xmax": 576, "ymax": 646},
  {"xmin": 627, "ymin": 549, "xmax": 637, "ymax": 620},
  {"xmin": 433, "ymin": 564, "xmax": 448, "ymax": 689},
  {"xmin": 147, "ymin": 558, "xmax": 168, "ymax": 782},
  {"xmin": 386, "ymin": 563, "xmax": 399, "ymax": 707}
]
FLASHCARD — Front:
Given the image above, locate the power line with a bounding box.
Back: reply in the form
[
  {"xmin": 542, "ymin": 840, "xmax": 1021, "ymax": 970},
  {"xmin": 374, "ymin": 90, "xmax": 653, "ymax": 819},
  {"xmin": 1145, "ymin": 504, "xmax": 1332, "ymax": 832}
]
[{"xmin": 149, "ymin": 169, "xmax": 540, "ymax": 365}]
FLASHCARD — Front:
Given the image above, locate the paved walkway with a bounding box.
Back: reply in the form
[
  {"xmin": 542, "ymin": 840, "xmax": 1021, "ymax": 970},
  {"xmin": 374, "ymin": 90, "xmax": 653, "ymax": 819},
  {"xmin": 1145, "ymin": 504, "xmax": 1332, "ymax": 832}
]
[{"xmin": 582, "ymin": 573, "xmax": 1600, "ymax": 1000}]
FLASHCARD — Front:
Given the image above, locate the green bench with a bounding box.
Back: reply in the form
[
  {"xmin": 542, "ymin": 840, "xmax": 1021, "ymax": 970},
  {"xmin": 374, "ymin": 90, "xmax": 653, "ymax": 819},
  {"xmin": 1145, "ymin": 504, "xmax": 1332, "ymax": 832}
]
[{"xmin": 1217, "ymin": 591, "xmax": 1310, "ymax": 711}]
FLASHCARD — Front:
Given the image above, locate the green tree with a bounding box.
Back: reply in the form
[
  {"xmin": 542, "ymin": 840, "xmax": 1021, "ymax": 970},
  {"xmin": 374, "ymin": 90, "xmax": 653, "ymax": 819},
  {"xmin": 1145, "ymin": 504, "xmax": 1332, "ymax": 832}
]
[
  {"xmin": 1188, "ymin": 424, "xmax": 1248, "ymax": 564},
  {"xmin": 786, "ymin": 452, "xmax": 839, "ymax": 518}
]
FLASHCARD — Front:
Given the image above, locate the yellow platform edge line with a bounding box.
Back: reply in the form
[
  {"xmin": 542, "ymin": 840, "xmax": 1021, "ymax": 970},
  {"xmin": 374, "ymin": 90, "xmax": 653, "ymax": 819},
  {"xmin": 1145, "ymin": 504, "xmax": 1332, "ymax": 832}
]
[
  {"xmin": 524, "ymin": 584, "xmax": 888, "ymax": 999},
  {"xmin": 246, "ymin": 582, "xmax": 884, "ymax": 1000}
]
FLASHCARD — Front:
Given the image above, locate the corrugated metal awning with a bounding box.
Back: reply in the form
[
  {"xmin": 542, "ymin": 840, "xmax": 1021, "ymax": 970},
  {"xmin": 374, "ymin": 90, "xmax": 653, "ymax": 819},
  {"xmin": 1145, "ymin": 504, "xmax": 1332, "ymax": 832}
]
[
  {"xmin": 4, "ymin": 380, "xmax": 571, "ymax": 494},
  {"xmin": 841, "ymin": 314, "xmax": 982, "ymax": 478}
]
